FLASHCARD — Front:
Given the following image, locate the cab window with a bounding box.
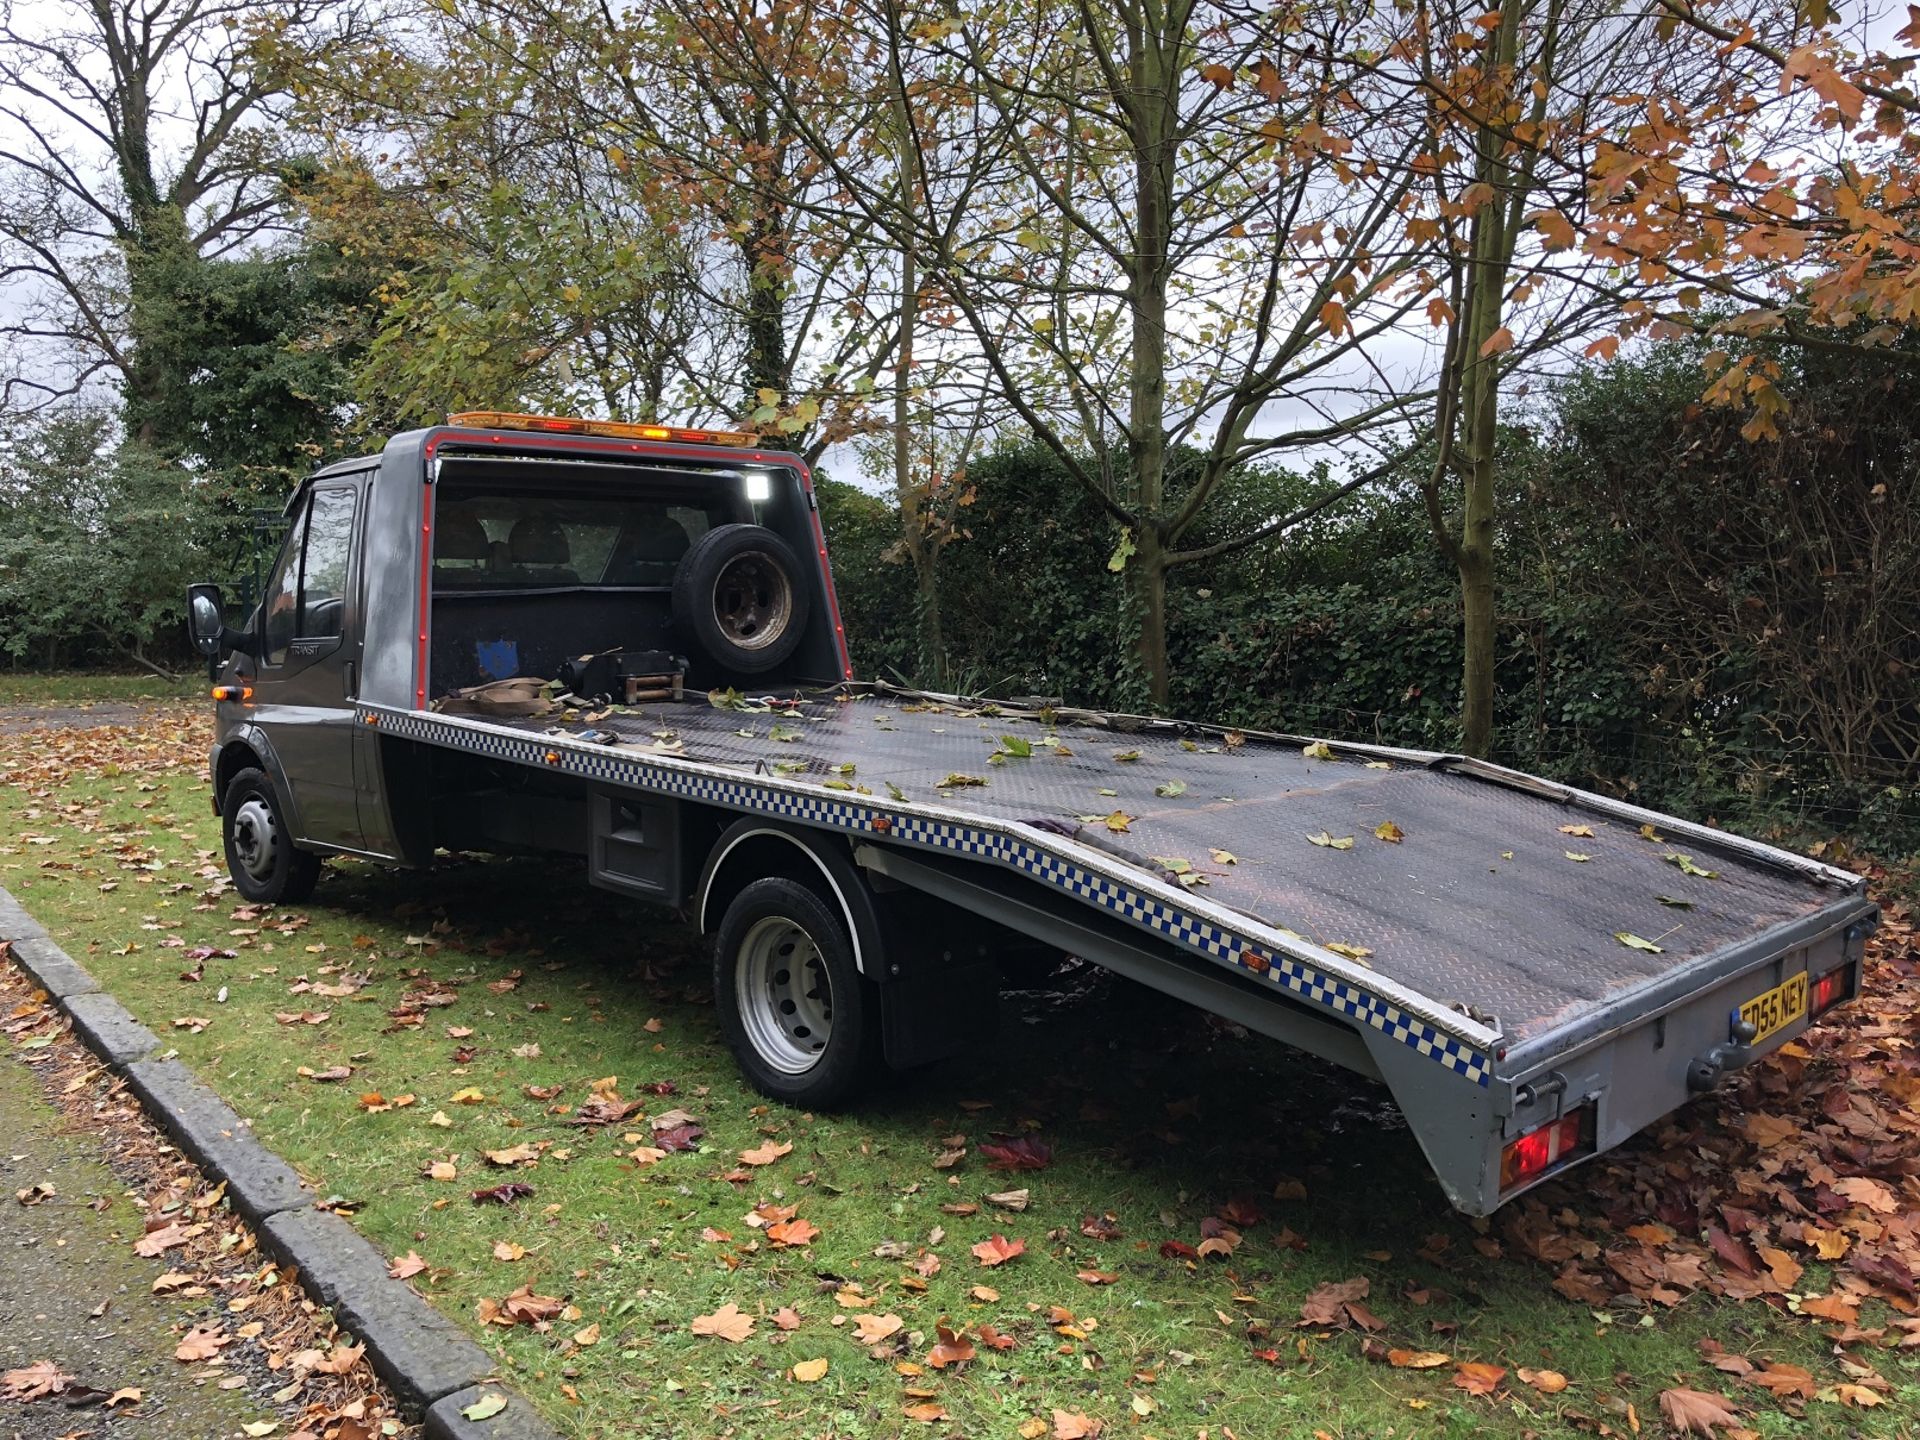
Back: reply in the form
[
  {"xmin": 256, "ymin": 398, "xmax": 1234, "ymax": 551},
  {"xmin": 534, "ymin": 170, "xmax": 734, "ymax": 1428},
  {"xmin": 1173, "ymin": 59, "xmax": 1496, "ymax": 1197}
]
[{"xmin": 260, "ymin": 486, "xmax": 358, "ymax": 664}]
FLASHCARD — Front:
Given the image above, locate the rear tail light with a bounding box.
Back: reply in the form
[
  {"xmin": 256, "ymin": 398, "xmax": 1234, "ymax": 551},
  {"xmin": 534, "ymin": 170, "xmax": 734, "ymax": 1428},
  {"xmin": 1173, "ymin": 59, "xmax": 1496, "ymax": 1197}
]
[
  {"xmin": 1501, "ymin": 1107, "xmax": 1592, "ymax": 1192},
  {"xmin": 1810, "ymin": 963, "xmax": 1855, "ymax": 1020}
]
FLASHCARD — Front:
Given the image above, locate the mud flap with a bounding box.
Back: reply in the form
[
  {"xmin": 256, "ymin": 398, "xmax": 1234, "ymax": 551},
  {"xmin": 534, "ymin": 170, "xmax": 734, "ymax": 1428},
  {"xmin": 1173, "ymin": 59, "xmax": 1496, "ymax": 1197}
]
[{"xmin": 879, "ymin": 958, "xmax": 1000, "ymax": 1069}]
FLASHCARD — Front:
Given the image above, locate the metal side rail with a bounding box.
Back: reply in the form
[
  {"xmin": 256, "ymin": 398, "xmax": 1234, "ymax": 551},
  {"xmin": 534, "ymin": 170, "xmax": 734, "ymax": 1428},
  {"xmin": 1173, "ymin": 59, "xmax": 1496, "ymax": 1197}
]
[{"xmin": 358, "ymin": 701, "xmax": 1504, "ymax": 1088}]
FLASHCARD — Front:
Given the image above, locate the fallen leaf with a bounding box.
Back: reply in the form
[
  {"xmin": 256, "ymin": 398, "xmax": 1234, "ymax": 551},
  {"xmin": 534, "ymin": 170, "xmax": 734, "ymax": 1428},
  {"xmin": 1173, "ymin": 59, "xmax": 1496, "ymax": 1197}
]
[
  {"xmin": 979, "ymin": 1136, "xmax": 1052, "ymax": 1171},
  {"xmin": 855, "ymin": 1312, "xmax": 905, "ymax": 1345},
  {"xmin": 791, "ymin": 1357, "xmax": 829, "ymax": 1383},
  {"xmin": 388, "ymin": 1252, "xmax": 427, "ymax": 1279},
  {"xmin": 767, "ymin": 1217, "xmax": 819, "ymax": 1247},
  {"xmin": 1388, "ymin": 1350, "xmax": 1451, "ymax": 1369},
  {"xmin": 2, "ymin": 1361, "xmax": 79, "ymax": 1401},
  {"xmin": 1748, "ymin": 1363, "xmax": 1814, "ymax": 1398},
  {"xmin": 1052, "ymin": 1410, "xmax": 1103, "ymax": 1438},
  {"xmin": 175, "ymin": 1325, "xmax": 228, "ymax": 1362},
  {"xmin": 460, "ymin": 1393, "xmax": 508, "ymax": 1422},
  {"xmin": 928, "ymin": 1320, "xmax": 976, "ymax": 1369},
  {"xmin": 1518, "ymin": 1367, "xmax": 1569, "ymax": 1393},
  {"xmin": 1308, "ymin": 831, "xmax": 1355, "ymax": 850},
  {"xmin": 1374, "ymin": 820, "xmax": 1405, "ymax": 843},
  {"xmin": 740, "ymin": 1139, "xmax": 793, "ymax": 1166},
  {"xmin": 1658, "ymin": 1387, "xmax": 1740, "ymax": 1435},
  {"xmin": 971, "ymin": 1234, "xmax": 1026, "ymax": 1267},
  {"xmin": 690, "ymin": 1304, "xmax": 755, "ymax": 1342},
  {"xmin": 1453, "ymin": 1362, "xmax": 1507, "ymax": 1396}
]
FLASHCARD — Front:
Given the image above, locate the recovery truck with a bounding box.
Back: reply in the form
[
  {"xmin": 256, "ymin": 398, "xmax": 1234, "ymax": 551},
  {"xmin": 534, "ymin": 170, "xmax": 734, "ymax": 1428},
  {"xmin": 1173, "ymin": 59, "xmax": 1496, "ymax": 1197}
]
[{"xmin": 185, "ymin": 412, "xmax": 1879, "ymax": 1216}]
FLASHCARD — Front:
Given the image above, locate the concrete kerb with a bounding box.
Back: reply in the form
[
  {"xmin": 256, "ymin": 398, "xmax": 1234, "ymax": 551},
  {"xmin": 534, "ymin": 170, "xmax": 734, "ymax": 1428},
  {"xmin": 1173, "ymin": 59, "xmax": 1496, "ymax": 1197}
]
[{"xmin": 0, "ymin": 884, "xmax": 563, "ymax": 1439}]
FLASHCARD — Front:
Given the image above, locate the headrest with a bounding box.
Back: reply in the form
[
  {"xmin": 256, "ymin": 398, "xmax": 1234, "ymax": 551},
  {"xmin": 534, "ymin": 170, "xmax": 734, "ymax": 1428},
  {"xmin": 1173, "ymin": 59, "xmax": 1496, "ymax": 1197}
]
[
  {"xmin": 435, "ymin": 507, "xmax": 491, "ymax": 561},
  {"xmin": 509, "ymin": 516, "xmax": 571, "ymax": 565},
  {"xmin": 615, "ymin": 513, "xmax": 693, "ymax": 565}
]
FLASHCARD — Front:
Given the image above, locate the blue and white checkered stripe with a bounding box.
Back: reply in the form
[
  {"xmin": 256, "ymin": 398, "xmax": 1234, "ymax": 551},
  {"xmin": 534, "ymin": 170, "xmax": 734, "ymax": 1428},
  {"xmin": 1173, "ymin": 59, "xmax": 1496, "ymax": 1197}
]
[{"xmin": 367, "ymin": 706, "xmax": 1493, "ymax": 1086}]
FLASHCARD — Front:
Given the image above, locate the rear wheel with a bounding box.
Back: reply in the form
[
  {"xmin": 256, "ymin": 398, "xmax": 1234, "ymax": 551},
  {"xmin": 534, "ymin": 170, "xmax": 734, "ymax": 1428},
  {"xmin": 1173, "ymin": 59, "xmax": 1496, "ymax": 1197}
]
[
  {"xmin": 713, "ymin": 877, "xmax": 879, "ymax": 1108},
  {"xmin": 221, "ymin": 767, "xmax": 322, "ymax": 904}
]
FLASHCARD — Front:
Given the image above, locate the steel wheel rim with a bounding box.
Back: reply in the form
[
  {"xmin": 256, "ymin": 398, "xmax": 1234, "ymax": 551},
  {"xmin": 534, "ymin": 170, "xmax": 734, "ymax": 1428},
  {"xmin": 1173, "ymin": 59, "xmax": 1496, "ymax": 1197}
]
[
  {"xmin": 711, "ymin": 552, "xmax": 793, "ymax": 651},
  {"xmin": 735, "ymin": 915, "xmax": 833, "ymax": 1075},
  {"xmin": 232, "ymin": 797, "xmax": 279, "ymax": 880}
]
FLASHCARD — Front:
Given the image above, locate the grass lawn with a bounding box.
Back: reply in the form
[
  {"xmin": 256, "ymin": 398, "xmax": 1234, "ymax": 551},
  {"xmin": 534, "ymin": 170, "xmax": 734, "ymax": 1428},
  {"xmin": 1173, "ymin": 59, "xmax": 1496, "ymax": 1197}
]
[
  {"xmin": 0, "ymin": 669, "xmax": 201, "ymax": 706},
  {"xmin": 3, "ymin": 689, "xmax": 1916, "ymax": 1439}
]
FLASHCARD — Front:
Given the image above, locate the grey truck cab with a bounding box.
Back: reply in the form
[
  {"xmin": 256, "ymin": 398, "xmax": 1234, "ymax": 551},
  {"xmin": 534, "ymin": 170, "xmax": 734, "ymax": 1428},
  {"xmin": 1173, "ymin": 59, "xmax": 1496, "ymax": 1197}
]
[{"xmin": 187, "ymin": 412, "xmax": 1878, "ymax": 1215}]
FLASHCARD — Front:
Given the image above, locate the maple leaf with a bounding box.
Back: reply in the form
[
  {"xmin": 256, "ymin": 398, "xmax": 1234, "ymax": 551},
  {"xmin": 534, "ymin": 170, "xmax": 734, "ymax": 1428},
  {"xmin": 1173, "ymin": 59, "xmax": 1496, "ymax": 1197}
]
[
  {"xmin": 174, "ymin": 1324, "xmax": 228, "ymax": 1362},
  {"xmin": 979, "ymin": 1135, "xmax": 1052, "ymax": 1171},
  {"xmin": 766, "ymin": 1217, "xmax": 819, "ymax": 1247},
  {"xmin": 1517, "ymin": 1367, "xmax": 1569, "ymax": 1393},
  {"xmin": 387, "ymin": 1251, "xmax": 428, "ymax": 1279},
  {"xmin": 904, "ymin": 1403, "xmax": 948, "ymax": 1423},
  {"xmin": 977, "ymin": 1322, "xmax": 1017, "ymax": 1350},
  {"xmin": 854, "ymin": 1312, "xmax": 905, "ymax": 1345},
  {"xmin": 1748, "ymin": 1363, "xmax": 1814, "ymax": 1397},
  {"xmin": 483, "ymin": 1143, "xmax": 539, "ymax": 1167},
  {"xmin": 1052, "ymin": 1410, "xmax": 1103, "ymax": 1439},
  {"xmin": 1658, "ymin": 1387, "xmax": 1740, "ymax": 1435},
  {"xmin": 928, "ymin": 1320, "xmax": 976, "ymax": 1369},
  {"xmin": 470, "ymin": 1182, "xmax": 534, "ymax": 1205},
  {"xmin": 1452, "ymin": 1362, "xmax": 1507, "ymax": 1396},
  {"xmin": 2, "ymin": 1360, "xmax": 78, "ymax": 1401},
  {"xmin": 971, "ymin": 1234, "xmax": 1026, "ymax": 1266},
  {"xmin": 133, "ymin": 1221, "xmax": 193, "ymax": 1258},
  {"xmin": 773, "ymin": 1307, "xmax": 802, "ymax": 1331},
  {"xmin": 1374, "ymin": 820, "xmax": 1405, "ymax": 843},
  {"xmin": 1297, "ymin": 1277, "xmax": 1370, "ymax": 1328},
  {"xmin": 739, "ymin": 1139, "xmax": 792, "ymax": 1166},
  {"xmin": 653, "ymin": 1122, "xmax": 704, "ymax": 1152},
  {"xmin": 690, "ymin": 1303, "xmax": 755, "ymax": 1342}
]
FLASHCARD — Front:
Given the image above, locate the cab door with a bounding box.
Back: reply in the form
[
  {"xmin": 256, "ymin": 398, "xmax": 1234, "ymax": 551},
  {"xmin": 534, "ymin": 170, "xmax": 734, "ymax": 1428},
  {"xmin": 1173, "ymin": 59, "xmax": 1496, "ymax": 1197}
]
[{"xmin": 251, "ymin": 479, "xmax": 367, "ymax": 851}]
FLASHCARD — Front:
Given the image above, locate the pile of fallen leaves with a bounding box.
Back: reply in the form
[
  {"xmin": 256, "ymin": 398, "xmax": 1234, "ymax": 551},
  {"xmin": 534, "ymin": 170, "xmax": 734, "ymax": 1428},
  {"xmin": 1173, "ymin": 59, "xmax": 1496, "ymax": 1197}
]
[
  {"xmin": 1, "ymin": 963, "xmax": 417, "ymax": 1440},
  {"xmin": 1497, "ymin": 861, "xmax": 1918, "ymax": 1409}
]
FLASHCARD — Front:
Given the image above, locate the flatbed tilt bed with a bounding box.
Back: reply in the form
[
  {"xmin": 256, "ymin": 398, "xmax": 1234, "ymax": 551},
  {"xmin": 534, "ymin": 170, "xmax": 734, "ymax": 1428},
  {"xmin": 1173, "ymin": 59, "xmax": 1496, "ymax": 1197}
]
[{"xmin": 188, "ymin": 415, "xmax": 1878, "ymax": 1215}]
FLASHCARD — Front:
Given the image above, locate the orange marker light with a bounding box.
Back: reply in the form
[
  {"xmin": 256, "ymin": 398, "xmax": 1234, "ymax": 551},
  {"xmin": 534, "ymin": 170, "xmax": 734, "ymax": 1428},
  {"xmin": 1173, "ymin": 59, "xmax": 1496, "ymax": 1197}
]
[
  {"xmin": 447, "ymin": 412, "xmax": 757, "ymax": 448},
  {"xmin": 211, "ymin": 684, "xmax": 253, "ymax": 703}
]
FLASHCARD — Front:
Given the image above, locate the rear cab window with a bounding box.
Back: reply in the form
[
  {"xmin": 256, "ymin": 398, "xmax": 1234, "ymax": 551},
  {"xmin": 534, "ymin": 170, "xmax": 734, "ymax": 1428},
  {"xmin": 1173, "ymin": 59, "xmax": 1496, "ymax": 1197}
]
[{"xmin": 432, "ymin": 492, "xmax": 734, "ymax": 590}]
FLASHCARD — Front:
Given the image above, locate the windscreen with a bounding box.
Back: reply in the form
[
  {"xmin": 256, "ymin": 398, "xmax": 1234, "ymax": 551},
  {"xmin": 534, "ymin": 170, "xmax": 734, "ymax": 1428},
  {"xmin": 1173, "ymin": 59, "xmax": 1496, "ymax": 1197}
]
[{"xmin": 432, "ymin": 491, "xmax": 734, "ymax": 590}]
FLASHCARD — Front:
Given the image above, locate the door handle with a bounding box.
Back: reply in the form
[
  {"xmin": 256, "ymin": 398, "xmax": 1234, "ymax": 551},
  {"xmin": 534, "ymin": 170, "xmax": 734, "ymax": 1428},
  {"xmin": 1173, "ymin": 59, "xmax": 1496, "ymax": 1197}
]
[{"xmin": 344, "ymin": 660, "xmax": 357, "ymax": 698}]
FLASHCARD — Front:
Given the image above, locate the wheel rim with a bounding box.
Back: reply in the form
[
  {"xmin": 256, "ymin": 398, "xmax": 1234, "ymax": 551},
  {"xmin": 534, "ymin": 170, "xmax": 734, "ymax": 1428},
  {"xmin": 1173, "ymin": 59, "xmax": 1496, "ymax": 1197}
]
[
  {"xmin": 231, "ymin": 796, "xmax": 280, "ymax": 881},
  {"xmin": 735, "ymin": 915, "xmax": 834, "ymax": 1075},
  {"xmin": 711, "ymin": 551, "xmax": 794, "ymax": 651}
]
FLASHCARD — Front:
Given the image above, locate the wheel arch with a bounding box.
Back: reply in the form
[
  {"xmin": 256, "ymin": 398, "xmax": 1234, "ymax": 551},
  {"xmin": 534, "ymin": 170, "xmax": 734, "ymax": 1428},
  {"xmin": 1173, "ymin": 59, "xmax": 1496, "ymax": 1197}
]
[
  {"xmin": 214, "ymin": 726, "xmax": 301, "ymax": 834},
  {"xmin": 694, "ymin": 821, "xmax": 883, "ymax": 976}
]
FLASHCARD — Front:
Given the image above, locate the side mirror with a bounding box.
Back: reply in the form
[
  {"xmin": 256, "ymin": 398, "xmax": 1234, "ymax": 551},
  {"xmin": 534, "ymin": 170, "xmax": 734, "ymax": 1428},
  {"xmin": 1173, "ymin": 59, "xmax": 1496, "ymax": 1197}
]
[{"xmin": 187, "ymin": 583, "xmax": 227, "ymax": 657}]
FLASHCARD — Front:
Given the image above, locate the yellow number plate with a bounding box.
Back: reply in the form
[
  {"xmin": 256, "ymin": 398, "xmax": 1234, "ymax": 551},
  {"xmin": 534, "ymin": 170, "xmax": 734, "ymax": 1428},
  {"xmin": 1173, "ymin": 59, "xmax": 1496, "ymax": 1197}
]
[{"xmin": 1739, "ymin": 972, "xmax": 1808, "ymax": 1045}]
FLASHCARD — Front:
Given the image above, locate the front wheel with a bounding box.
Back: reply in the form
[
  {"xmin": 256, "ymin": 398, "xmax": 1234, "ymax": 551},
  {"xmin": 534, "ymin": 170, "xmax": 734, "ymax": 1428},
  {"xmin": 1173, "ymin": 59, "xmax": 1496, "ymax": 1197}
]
[
  {"xmin": 713, "ymin": 877, "xmax": 880, "ymax": 1109},
  {"xmin": 221, "ymin": 767, "xmax": 322, "ymax": 904}
]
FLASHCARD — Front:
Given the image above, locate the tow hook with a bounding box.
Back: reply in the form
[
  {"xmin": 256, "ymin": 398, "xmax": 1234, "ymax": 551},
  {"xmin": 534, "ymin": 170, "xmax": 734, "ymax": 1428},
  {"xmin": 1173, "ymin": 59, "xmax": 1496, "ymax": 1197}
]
[{"xmin": 1687, "ymin": 1017, "xmax": 1759, "ymax": 1092}]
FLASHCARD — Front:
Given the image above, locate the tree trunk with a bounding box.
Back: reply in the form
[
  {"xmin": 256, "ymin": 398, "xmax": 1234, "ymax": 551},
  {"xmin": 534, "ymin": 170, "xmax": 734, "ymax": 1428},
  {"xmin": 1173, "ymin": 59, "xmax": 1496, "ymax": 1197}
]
[
  {"xmin": 1130, "ymin": 523, "xmax": 1170, "ymax": 706},
  {"xmin": 1125, "ymin": 6, "xmax": 1178, "ymax": 705},
  {"xmin": 891, "ymin": 185, "xmax": 946, "ymax": 690}
]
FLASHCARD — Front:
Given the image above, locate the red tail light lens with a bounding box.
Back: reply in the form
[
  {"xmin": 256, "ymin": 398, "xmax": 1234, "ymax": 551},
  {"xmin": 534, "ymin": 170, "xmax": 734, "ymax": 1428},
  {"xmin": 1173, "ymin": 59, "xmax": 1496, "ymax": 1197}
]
[
  {"xmin": 1810, "ymin": 964, "xmax": 1854, "ymax": 1019},
  {"xmin": 1501, "ymin": 1108, "xmax": 1591, "ymax": 1192}
]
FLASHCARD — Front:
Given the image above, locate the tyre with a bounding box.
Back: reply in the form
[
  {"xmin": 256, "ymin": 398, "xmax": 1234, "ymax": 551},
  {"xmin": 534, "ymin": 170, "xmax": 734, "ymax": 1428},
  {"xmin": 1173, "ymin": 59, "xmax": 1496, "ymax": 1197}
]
[
  {"xmin": 713, "ymin": 876, "xmax": 880, "ymax": 1108},
  {"xmin": 672, "ymin": 523, "xmax": 810, "ymax": 674},
  {"xmin": 221, "ymin": 767, "xmax": 323, "ymax": 904}
]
